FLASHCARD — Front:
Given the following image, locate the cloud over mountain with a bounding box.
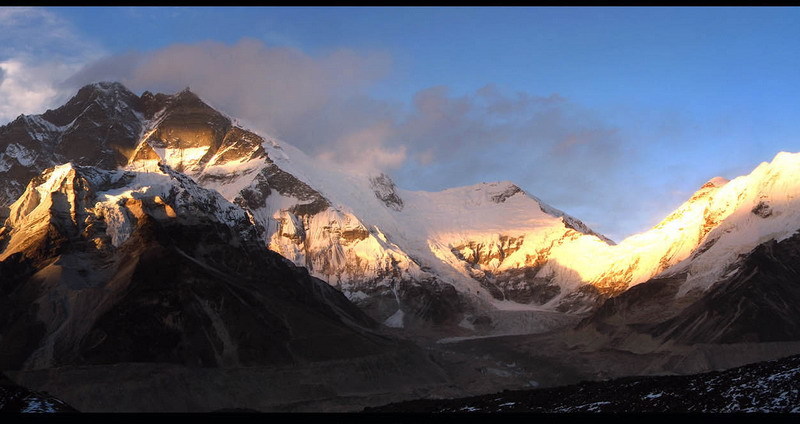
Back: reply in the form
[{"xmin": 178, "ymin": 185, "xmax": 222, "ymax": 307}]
[{"xmin": 26, "ymin": 35, "xmax": 695, "ymax": 240}]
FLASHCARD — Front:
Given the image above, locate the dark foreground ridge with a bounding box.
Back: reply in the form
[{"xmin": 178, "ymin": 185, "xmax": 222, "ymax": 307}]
[{"xmin": 367, "ymin": 353, "xmax": 800, "ymax": 413}]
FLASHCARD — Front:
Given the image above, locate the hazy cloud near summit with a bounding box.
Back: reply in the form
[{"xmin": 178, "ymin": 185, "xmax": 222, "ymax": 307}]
[
  {"xmin": 60, "ymin": 38, "xmax": 678, "ymax": 240},
  {"xmin": 66, "ymin": 38, "xmax": 392, "ymax": 134},
  {"xmin": 67, "ymin": 39, "xmax": 628, "ymax": 178},
  {"xmin": 65, "ymin": 38, "xmax": 407, "ymax": 171}
]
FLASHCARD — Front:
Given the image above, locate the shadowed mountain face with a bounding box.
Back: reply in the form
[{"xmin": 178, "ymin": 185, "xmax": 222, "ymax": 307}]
[
  {"xmin": 0, "ymin": 163, "xmax": 392, "ymax": 371},
  {"xmin": 577, "ymin": 230, "xmax": 800, "ymax": 348},
  {"xmin": 651, "ymin": 231, "xmax": 800, "ymax": 344}
]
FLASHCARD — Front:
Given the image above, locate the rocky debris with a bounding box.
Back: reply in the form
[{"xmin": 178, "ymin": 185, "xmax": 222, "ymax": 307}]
[
  {"xmin": 368, "ymin": 353, "xmax": 800, "ymax": 413},
  {"xmin": 0, "ymin": 373, "xmax": 76, "ymax": 412}
]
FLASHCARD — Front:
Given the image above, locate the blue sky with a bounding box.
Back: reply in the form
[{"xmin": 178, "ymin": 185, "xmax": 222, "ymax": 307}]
[{"xmin": 2, "ymin": 7, "xmax": 800, "ymax": 241}]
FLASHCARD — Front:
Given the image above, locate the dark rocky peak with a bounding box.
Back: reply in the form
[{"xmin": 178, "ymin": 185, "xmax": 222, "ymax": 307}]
[
  {"xmin": 44, "ymin": 82, "xmax": 145, "ymax": 169},
  {"xmin": 141, "ymin": 86, "xmax": 230, "ymax": 129},
  {"xmin": 0, "ymin": 83, "xmax": 146, "ymax": 213},
  {"xmin": 41, "ymin": 82, "xmax": 143, "ymax": 127},
  {"xmin": 161, "ymin": 88, "xmax": 230, "ymax": 128},
  {"xmin": 138, "ymin": 88, "xmax": 235, "ymax": 172},
  {"xmin": 176, "ymin": 86, "xmax": 199, "ymax": 99}
]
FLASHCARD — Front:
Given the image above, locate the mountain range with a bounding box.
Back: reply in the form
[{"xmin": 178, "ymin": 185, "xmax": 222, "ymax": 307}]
[{"xmin": 2, "ymin": 81, "xmax": 800, "ymax": 411}]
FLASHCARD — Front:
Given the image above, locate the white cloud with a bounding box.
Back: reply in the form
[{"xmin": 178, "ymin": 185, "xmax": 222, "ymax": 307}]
[
  {"xmin": 317, "ymin": 121, "xmax": 407, "ymax": 172},
  {"xmin": 0, "ymin": 7, "xmax": 104, "ymax": 123}
]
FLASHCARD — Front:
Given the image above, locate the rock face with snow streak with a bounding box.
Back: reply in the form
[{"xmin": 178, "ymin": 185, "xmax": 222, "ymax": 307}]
[{"xmin": 0, "ymin": 162, "xmax": 395, "ymax": 370}]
